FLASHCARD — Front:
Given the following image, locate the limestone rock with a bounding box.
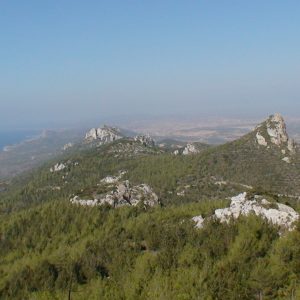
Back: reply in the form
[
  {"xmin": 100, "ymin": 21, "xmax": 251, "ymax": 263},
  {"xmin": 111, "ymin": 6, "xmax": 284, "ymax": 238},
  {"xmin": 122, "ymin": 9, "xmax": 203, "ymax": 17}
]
[
  {"xmin": 100, "ymin": 171, "xmax": 127, "ymax": 184},
  {"xmin": 84, "ymin": 125, "xmax": 122, "ymax": 144},
  {"xmin": 50, "ymin": 163, "xmax": 66, "ymax": 172},
  {"xmin": 255, "ymin": 113, "xmax": 296, "ymax": 154},
  {"xmin": 173, "ymin": 150, "xmax": 179, "ymax": 155},
  {"xmin": 266, "ymin": 113, "xmax": 288, "ymax": 146},
  {"xmin": 192, "ymin": 216, "xmax": 205, "ymax": 228},
  {"xmin": 62, "ymin": 143, "xmax": 73, "ymax": 151},
  {"xmin": 182, "ymin": 143, "xmax": 199, "ymax": 155},
  {"xmin": 70, "ymin": 173, "xmax": 159, "ymax": 208},
  {"xmin": 256, "ymin": 132, "xmax": 267, "ymax": 147},
  {"xmin": 134, "ymin": 134, "xmax": 155, "ymax": 147},
  {"xmin": 193, "ymin": 192, "xmax": 299, "ymax": 232}
]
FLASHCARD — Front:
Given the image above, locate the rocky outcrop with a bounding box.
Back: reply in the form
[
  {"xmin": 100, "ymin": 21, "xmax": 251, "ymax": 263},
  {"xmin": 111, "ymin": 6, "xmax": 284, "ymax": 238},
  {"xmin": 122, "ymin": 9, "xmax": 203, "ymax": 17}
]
[
  {"xmin": 62, "ymin": 143, "xmax": 73, "ymax": 151},
  {"xmin": 50, "ymin": 161, "xmax": 78, "ymax": 173},
  {"xmin": 266, "ymin": 114, "xmax": 289, "ymax": 145},
  {"xmin": 84, "ymin": 125, "xmax": 122, "ymax": 144},
  {"xmin": 70, "ymin": 172, "xmax": 159, "ymax": 208},
  {"xmin": 134, "ymin": 135, "xmax": 155, "ymax": 147},
  {"xmin": 100, "ymin": 170, "xmax": 127, "ymax": 184},
  {"xmin": 255, "ymin": 114, "xmax": 296, "ymax": 152},
  {"xmin": 254, "ymin": 113, "xmax": 297, "ymax": 163},
  {"xmin": 256, "ymin": 132, "xmax": 268, "ymax": 146},
  {"xmin": 193, "ymin": 192, "xmax": 299, "ymax": 232},
  {"xmin": 50, "ymin": 163, "xmax": 66, "ymax": 172},
  {"xmin": 182, "ymin": 143, "xmax": 199, "ymax": 155}
]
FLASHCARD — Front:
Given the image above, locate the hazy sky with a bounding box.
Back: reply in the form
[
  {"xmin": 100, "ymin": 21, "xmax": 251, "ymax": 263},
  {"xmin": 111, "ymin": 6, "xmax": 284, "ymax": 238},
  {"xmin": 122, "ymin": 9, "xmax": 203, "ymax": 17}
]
[{"xmin": 1, "ymin": 1, "xmax": 300, "ymax": 129}]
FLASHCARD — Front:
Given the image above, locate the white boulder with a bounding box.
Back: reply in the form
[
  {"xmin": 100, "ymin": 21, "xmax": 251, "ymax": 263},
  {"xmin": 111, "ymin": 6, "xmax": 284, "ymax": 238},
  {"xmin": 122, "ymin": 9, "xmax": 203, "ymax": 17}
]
[
  {"xmin": 192, "ymin": 216, "xmax": 205, "ymax": 228},
  {"xmin": 50, "ymin": 163, "xmax": 66, "ymax": 172}
]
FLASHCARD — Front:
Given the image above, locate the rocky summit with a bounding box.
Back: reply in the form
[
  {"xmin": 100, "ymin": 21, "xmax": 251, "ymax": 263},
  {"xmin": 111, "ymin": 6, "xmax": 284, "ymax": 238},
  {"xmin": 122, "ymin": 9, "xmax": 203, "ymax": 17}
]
[
  {"xmin": 84, "ymin": 125, "xmax": 123, "ymax": 144},
  {"xmin": 255, "ymin": 113, "xmax": 296, "ymax": 156}
]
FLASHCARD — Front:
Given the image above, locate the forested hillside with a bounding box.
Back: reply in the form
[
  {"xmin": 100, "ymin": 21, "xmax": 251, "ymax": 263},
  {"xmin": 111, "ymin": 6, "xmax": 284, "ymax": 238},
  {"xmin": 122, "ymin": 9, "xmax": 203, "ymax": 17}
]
[{"xmin": 1, "ymin": 115, "xmax": 300, "ymax": 299}]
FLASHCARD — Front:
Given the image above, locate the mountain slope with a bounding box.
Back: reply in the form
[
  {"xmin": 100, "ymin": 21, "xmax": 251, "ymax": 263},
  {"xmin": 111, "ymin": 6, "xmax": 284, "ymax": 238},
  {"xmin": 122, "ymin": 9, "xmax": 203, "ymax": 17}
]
[{"xmin": 1, "ymin": 114, "xmax": 300, "ymax": 299}]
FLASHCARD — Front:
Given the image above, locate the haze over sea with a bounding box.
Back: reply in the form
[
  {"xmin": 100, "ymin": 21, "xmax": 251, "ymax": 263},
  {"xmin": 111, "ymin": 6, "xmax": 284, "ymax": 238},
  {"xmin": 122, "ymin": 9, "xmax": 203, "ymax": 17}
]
[{"xmin": 0, "ymin": 130, "xmax": 38, "ymax": 151}]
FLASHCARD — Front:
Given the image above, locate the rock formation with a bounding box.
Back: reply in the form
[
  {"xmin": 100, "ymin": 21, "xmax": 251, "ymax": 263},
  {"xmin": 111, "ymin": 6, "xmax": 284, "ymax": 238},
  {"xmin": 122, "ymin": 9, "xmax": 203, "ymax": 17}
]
[
  {"xmin": 84, "ymin": 125, "xmax": 122, "ymax": 144},
  {"xmin": 62, "ymin": 143, "xmax": 73, "ymax": 151},
  {"xmin": 50, "ymin": 163, "xmax": 66, "ymax": 172},
  {"xmin": 182, "ymin": 143, "xmax": 199, "ymax": 155},
  {"xmin": 134, "ymin": 134, "xmax": 155, "ymax": 147},
  {"xmin": 100, "ymin": 170, "xmax": 127, "ymax": 184},
  {"xmin": 70, "ymin": 172, "xmax": 159, "ymax": 208},
  {"xmin": 255, "ymin": 113, "xmax": 296, "ymax": 153},
  {"xmin": 193, "ymin": 192, "xmax": 299, "ymax": 232}
]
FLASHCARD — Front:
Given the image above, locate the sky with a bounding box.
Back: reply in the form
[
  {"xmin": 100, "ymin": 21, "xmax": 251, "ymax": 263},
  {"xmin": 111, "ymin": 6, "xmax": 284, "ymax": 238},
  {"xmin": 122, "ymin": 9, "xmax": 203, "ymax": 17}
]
[{"xmin": 0, "ymin": 1, "xmax": 300, "ymax": 129}]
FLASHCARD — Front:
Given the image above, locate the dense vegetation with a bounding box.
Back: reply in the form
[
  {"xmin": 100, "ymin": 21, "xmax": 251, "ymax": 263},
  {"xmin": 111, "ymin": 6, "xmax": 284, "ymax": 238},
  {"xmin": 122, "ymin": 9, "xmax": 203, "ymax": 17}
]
[
  {"xmin": 1, "ymin": 132, "xmax": 300, "ymax": 299},
  {"xmin": 1, "ymin": 198, "xmax": 300, "ymax": 299}
]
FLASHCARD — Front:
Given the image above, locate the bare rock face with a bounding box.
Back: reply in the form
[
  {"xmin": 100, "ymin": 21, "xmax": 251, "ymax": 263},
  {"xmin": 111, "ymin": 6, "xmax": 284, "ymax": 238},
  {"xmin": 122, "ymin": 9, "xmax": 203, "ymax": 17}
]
[
  {"xmin": 267, "ymin": 114, "xmax": 288, "ymax": 144},
  {"xmin": 182, "ymin": 143, "xmax": 199, "ymax": 155},
  {"xmin": 84, "ymin": 125, "xmax": 122, "ymax": 144},
  {"xmin": 193, "ymin": 192, "xmax": 299, "ymax": 232},
  {"xmin": 256, "ymin": 132, "xmax": 268, "ymax": 146},
  {"xmin": 254, "ymin": 113, "xmax": 297, "ymax": 162},
  {"xmin": 134, "ymin": 134, "xmax": 155, "ymax": 147}
]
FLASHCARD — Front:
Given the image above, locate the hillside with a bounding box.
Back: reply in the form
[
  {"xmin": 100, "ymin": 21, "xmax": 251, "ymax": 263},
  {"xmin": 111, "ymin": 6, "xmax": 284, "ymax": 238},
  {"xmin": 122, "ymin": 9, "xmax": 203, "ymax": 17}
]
[{"xmin": 1, "ymin": 114, "xmax": 300, "ymax": 299}]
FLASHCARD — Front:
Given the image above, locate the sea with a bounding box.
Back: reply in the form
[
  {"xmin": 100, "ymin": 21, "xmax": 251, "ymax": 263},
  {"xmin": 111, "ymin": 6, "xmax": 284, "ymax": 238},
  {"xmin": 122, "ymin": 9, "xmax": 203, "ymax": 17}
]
[{"xmin": 0, "ymin": 130, "xmax": 39, "ymax": 151}]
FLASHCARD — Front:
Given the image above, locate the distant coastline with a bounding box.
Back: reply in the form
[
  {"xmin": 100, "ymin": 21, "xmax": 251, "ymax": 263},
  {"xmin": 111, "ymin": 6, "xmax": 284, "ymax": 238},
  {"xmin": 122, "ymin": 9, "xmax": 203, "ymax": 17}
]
[{"xmin": 0, "ymin": 130, "xmax": 39, "ymax": 151}]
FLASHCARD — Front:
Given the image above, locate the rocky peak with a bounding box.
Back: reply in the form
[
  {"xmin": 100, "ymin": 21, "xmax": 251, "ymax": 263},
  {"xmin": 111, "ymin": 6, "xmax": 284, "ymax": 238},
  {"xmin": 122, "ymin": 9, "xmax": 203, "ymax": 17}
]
[
  {"xmin": 134, "ymin": 134, "xmax": 155, "ymax": 147},
  {"xmin": 255, "ymin": 113, "xmax": 296, "ymax": 156},
  {"xmin": 84, "ymin": 125, "xmax": 123, "ymax": 144},
  {"xmin": 266, "ymin": 113, "xmax": 288, "ymax": 145}
]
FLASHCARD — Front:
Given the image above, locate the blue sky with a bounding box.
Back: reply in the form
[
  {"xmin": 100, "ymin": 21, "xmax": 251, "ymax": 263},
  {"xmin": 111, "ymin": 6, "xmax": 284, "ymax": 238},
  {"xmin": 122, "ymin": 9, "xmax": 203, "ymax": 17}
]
[{"xmin": 0, "ymin": 1, "xmax": 300, "ymax": 129}]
